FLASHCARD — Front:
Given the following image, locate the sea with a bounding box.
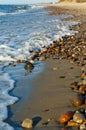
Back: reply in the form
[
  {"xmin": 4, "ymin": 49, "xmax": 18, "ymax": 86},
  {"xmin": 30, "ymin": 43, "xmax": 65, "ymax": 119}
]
[{"xmin": 0, "ymin": 4, "xmax": 78, "ymax": 130}]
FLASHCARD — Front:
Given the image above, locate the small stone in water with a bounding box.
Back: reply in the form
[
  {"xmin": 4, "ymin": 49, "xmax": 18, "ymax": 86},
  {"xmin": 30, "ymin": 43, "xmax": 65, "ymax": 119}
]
[{"xmin": 24, "ymin": 61, "xmax": 34, "ymax": 71}]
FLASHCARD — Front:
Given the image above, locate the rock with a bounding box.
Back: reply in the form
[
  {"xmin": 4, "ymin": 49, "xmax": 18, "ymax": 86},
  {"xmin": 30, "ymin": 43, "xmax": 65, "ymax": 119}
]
[
  {"xmin": 81, "ymin": 67, "xmax": 86, "ymax": 72},
  {"xmin": 54, "ymin": 47, "xmax": 59, "ymax": 53},
  {"xmin": 52, "ymin": 67, "xmax": 59, "ymax": 71},
  {"xmin": 39, "ymin": 56, "xmax": 46, "ymax": 61},
  {"xmin": 24, "ymin": 61, "xmax": 34, "ymax": 71},
  {"xmin": 70, "ymin": 82, "xmax": 78, "ymax": 87},
  {"xmin": 16, "ymin": 59, "xmax": 25, "ymax": 63},
  {"xmin": 21, "ymin": 118, "xmax": 33, "ymax": 128},
  {"xmin": 70, "ymin": 84, "xmax": 79, "ymax": 91},
  {"xmin": 59, "ymin": 111, "xmax": 73, "ymax": 124},
  {"xmin": 80, "ymin": 124, "xmax": 86, "ymax": 130},
  {"xmin": 67, "ymin": 120, "xmax": 79, "ymax": 127},
  {"xmin": 59, "ymin": 76, "xmax": 66, "ymax": 79},
  {"xmin": 82, "ymin": 80, "xmax": 86, "ymax": 85},
  {"xmin": 41, "ymin": 47, "xmax": 47, "ymax": 53},
  {"xmin": 81, "ymin": 73, "xmax": 86, "ymax": 79},
  {"xmin": 79, "ymin": 85, "xmax": 86, "ymax": 93},
  {"xmin": 28, "ymin": 54, "xmax": 38, "ymax": 63},
  {"xmin": 72, "ymin": 98, "xmax": 84, "ymax": 107},
  {"xmin": 73, "ymin": 111, "xmax": 85, "ymax": 124}
]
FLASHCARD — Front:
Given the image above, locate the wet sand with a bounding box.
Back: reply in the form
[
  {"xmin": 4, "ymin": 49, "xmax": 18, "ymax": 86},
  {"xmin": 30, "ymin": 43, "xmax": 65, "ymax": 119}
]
[{"xmin": 7, "ymin": 2, "xmax": 86, "ymax": 130}]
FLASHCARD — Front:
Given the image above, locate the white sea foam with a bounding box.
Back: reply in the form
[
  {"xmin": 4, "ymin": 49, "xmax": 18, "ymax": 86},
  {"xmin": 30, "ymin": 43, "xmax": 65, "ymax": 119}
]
[
  {"xmin": 0, "ymin": 17, "xmax": 78, "ymax": 62},
  {"xmin": 0, "ymin": 12, "xmax": 7, "ymax": 16},
  {"xmin": 0, "ymin": 73, "xmax": 18, "ymax": 130},
  {"xmin": 0, "ymin": 121, "xmax": 14, "ymax": 130},
  {"xmin": 0, "ymin": 4, "xmax": 41, "ymax": 16}
]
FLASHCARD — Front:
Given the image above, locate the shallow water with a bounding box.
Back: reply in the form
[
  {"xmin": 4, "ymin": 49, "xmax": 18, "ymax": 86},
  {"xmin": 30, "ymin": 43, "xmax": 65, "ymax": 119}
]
[{"xmin": 0, "ymin": 5, "xmax": 78, "ymax": 62}]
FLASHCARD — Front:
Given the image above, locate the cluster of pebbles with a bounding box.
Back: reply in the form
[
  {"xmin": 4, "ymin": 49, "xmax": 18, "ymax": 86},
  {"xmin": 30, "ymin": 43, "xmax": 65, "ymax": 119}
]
[
  {"xmin": 59, "ymin": 66, "xmax": 86, "ymax": 130},
  {"xmin": 16, "ymin": 24, "xmax": 86, "ymax": 72},
  {"xmin": 59, "ymin": 109, "xmax": 86, "ymax": 129},
  {"xmin": 57, "ymin": 25, "xmax": 86, "ymax": 129}
]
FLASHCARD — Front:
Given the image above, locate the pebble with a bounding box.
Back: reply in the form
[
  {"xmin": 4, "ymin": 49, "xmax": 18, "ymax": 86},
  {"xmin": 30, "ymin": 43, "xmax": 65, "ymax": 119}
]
[
  {"xmin": 59, "ymin": 111, "xmax": 73, "ymax": 124},
  {"xmin": 52, "ymin": 67, "xmax": 59, "ymax": 71},
  {"xmin": 67, "ymin": 120, "xmax": 79, "ymax": 127},
  {"xmin": 21, "ymin": 118, "xmax": 33, "ymax": 128},
  {"xmin": 80, "ymin": 124, "xmax": 86, "ymax": 130},
  {"xmin": 39, "ymin": 56, "xmax": 46, "ymax": 61},
  {"xmin": 73, "ymin": 111, "xmax": 85, "ymax": 124},
  {"xmin": 24, "ymin": 61, "xmax": 34, "ymax": 71}
]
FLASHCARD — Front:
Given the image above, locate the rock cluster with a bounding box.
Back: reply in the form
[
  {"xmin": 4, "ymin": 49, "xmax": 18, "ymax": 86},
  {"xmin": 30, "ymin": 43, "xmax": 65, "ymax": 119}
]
[
  {"xmin": 59, "ymin": 109, "xmax": 86, "ymax": 129},
  {"xmin": 17, "ymin": 34, "xmax": 85, "ymax": 65},
  {"xmin": 59, "ymin": 60, "xmax": 86, "ymax": 129}
]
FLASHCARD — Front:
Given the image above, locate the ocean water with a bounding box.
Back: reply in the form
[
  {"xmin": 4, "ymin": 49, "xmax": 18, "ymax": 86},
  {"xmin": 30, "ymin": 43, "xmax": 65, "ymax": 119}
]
[{"xmin": 0, "ymin": 4, "xmax": 78, "ymax": 130}]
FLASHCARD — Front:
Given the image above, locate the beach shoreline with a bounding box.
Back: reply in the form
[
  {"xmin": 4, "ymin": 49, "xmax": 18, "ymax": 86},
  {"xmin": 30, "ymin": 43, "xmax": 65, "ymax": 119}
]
[
  {"xmin": 7, "ymin": 2, "xmax": 86, "ymax": 130},
  {"xmin": 7, "ymin": 59, "xmax": 81, "ymax": 130}
]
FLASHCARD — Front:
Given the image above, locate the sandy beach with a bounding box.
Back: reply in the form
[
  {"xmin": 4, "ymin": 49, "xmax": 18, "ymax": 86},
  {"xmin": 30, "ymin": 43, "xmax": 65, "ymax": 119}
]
[
  {"xmin": 45, "ymin": 1, "xmax": 86, "ymax": 22},
  {"xmin": 7, "ymin": 2, "xmax": 86, "ymax": 130}
]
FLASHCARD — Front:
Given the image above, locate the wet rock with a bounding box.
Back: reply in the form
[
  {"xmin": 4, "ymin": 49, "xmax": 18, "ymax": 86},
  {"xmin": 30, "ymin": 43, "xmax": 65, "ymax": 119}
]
[
  {"xmin": 21, "ymin": 118, "xmax": 33, "ymax": 128},
  {"xmin": 39, "ymin": 56, "xmax": 46, "ymax": 61},
  {"xmin": 70, "ymin": 82, "xmax": 79, "ymax": 91},
  {"xmin": 24, "ymin": 61, "xmax": 34, "ymax": 71},
  {"xmin": 28, "ymin": 54, "xmax": 39, "ymax": 63},
  {"xmin": 82, "ymin": 80, "xmax": 86, "ymax": 85},
  {"xmin": 73, "ymin": 111, "xmax": 85, "ymax": 124},
  {"xmin": 79, "ymin": 85, "xmax": 86, "ymax": 94},
  {"xmin": 16, "ymin": 59, "xmax": 25, "ymax": 63},
  {"xmin": 59, "ymin": 111, "xmax": 73, "ymax": 124},
  {"xmin": 41, "ymin": 47, "xmax": 48, "ymax": 53},
  {"xmin": 72, "ymin": 98, "xmax": 84, "ymax": 107},
  {"xmin": 80, "ymin": 124, "xmax": 86, "ymax": 130},
  {"xmin": 52, "ymin": 67, "xmax": 59, "ymax": 71},
  {"xmin": 67, "ymin": 120, "xmax": 79, "ymax": 127}
]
